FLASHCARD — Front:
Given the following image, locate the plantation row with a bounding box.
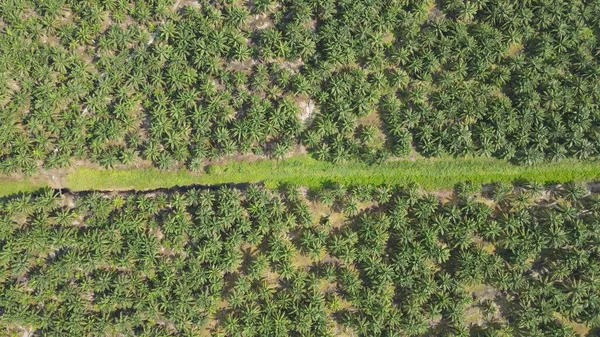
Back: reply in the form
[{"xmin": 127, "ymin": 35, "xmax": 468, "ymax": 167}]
[
  {"xmin": 1, "ymin": 0, "xmax": 600, "ymax": 173},
  {"xmin": 1, "ymin": 182, "xmax": 599, "ymax": 336}
]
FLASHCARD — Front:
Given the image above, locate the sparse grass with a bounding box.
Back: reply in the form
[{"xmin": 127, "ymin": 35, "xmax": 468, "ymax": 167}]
[
  {"xmin": 65, "ymin": 155, "xmax": 600, "ymax": 192},
  {"xmin": 553, "ymin": 312, "xmax": 590, "ymax": 336}
]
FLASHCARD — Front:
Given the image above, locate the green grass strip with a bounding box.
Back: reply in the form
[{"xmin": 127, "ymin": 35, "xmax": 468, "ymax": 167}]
[
  {"xmin": 2, "ymin": 155, "xmax": 599, "ymax": 196},
  {"xmin": 0, "ymin": 179, "xmax": 47, "ymax": 197},
  {"xmin": 64, "ymin": 155, "xmax": 600, "ymax": 192}
]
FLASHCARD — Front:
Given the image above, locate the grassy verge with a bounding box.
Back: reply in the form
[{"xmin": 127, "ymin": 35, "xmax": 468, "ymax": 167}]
[
  {"xmin": 2, "ymin": 155, "xmax": 599, "ymax": 196},
  {"xmin": 64, "ymin": 155, "xmax": 600, "ymax": 192},
  {"xmin": 0, "ymin": 179, "xmax": 47, "ymax": 196}
]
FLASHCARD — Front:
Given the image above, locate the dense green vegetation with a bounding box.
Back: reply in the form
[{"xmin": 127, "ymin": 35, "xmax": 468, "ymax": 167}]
[
  {"xmin": 2, "ymin": 1, "xmax": 600, "ymax": 335},
  {"xmin": 2, "ymin": 182, "xmax": 600, "ymax": 336},
  {"xmin": 1, "ymin": 0, "xmax": 600, "ymax": 173}
]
